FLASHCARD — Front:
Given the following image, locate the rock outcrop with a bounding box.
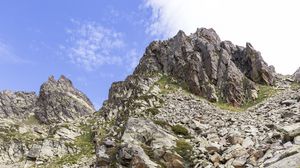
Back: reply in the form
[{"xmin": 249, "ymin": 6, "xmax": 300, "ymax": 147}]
[
  {"xmin": 293, "ymin": 67, "xmax": 300, "ymax": 82},
  {"xmin": 0, "ymin": 91, "xmax": 37, "ymax": 118},
  {"xmin": 135, "ymin": 28, "xmax": 274, "ymax": 105},
  {"xmin": 35, "ymin": 75, "xmax": 95, "ymax": 124}
]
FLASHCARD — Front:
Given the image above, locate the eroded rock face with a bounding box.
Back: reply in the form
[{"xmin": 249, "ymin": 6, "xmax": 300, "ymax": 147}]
[
  {"xmin": 0, "ymin": 91, "xmax": 37, "ymax": 118},
  {"xmin": 293, "ymin": 67, "xmax": 300, "ymax": 82},
  {"xmin": 35, "ymin": 75, "xmax": 95, "ymax": 124},
  {"xmin": 134, "ymin": 28, "xmax": 274, "ymax": 105}
]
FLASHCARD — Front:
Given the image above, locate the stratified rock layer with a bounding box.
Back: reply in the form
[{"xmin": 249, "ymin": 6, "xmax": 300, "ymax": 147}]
[
  {"xmin": 35, "ymin": 75, "xmax": 95, "ymax": 124},
  {"xmin": 135, "ymin": 28, "xmax": 274, "ymax": 105}
]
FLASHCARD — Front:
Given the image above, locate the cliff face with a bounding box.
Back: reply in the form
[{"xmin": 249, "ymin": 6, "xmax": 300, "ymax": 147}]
[
  {"xmin": 135, "ymin": 28, "xmax": 274, "ymax": 105},
  {"xmin": 0, "ymin": 91, "xmax": 37, "ymax": 118},
  {"xmin": 35, "ymin": 75, "xmax": 95, "ymax": 124}
]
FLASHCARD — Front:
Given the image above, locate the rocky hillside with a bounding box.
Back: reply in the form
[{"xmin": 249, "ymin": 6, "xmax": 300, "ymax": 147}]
[{"xmin": 1, "ymin": 28, "xmax": 300, "ymax": 168}]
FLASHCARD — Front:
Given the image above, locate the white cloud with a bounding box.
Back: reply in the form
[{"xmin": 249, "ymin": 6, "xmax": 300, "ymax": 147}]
[
  {"xmin": 0, "ymin": 40, "xmax": 31, "ymax": 64},
  {"xmin": 144, "ymin": 0, "xmax": 300, "ymax": 75},
  {"xmin": 63, "ymin": 20, "xmax": 125, "ymax": 71}
]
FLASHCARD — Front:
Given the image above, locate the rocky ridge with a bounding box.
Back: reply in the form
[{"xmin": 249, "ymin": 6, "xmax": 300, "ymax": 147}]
[
  {"xmin": 135, "ymin": 28, "xmax": 274, "ymax": 105},
  {"xmin": 1, "ymin": 28, "xmax": 300, "ymax": 168}
]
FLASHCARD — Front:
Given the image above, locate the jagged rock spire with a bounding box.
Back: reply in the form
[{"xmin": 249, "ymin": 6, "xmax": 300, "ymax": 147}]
[{"xmin": 35, "ymin": 75, "xmax": 95, "ymax": 124}]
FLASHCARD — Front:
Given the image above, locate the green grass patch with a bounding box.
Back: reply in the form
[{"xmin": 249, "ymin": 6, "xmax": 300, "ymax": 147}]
[
  {"xmin": 156, "ymin": 75, "xmax": 189, "ymax": 94},
  {"xmin": 146, "ymin": 108, "xmax": 160, "ymax": 116},
  {"xmin": 47, "ymin": 122, "xmax": 96, "ymax": 167},
  {"xmin": 215, "ymin": 85, "xmax": 277, "ymax": 112},
  {"xmin": 174, "ymin": 139, "xmax": 193, "ymax": 167},
  {"xmin": 23, "ymin": 115, "xmax": 40, "ymax": 125},
  {"xmin": 153, "ymin": 120, "xmax": 170, "ymax": 128},
  {"xmin": 291, "ymin": 82, "xmax": 300, "ymax": 90},
  {"xmin": 172, "ymin": 124, "xmax": 189, "ymax": 136}
]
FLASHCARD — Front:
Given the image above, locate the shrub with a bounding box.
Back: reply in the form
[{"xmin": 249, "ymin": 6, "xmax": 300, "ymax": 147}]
[
  {"xmin": 146, "ymin": 108, "xmax": 160, "ymax": 115},
  {"xmin": 172, "ymin": 124, "xmax": 189, "ymax": 136},
  {"xmin": 174, "ymin": 139, "xmax": 192, "ymax": 167},
  {"xmin": 154, "ymin": 120, "xmax": 169, "ymax": 128}
]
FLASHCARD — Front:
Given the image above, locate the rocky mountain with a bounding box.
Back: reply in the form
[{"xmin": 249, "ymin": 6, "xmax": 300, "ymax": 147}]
[
  {"xmin": 35, "ymin": 75, "xmax": 95, "ymax": 124},
  {"xmin": 1, "ymin": 28, "xmax": 300, "ymax": 168},
  {"xmin": 0, "ymin": 91, "xmax": 37, "ymax": 118}
]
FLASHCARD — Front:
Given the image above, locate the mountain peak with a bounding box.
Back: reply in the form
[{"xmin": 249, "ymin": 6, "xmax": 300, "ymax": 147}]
[
  {"xmin": 134, "ymin": 28, "xmax": 274, "ymax": 105},
  {"xmin": 35, "ymin": 75, "xmax": 95, "ymax": 123}
]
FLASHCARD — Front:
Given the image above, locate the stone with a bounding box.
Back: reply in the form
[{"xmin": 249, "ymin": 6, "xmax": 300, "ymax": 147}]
[
  {"xmin": 35, "ymin": 75, "xmax": 95, "ymax": 124},
  {"xmin": 278, "ymin": 123, "xmax": 300, "ymax": 138},
  {"xmin": 293, "ymin": 67, "xmax": 300, "ymax": 82},
  {"xmin": 55, "ymin": 127, "xmax": 80, "ymax": 140},
  {"xmin": 205, "ymin": 142, "xmax": 221, "ymax": 154},
  {"xmin": 228, "ymin": 134, "xmax": 243, "ymax": 145},
  {"xmin": 232, "ymin": 156, "xmax": 247, "ymax": 167},
  {"xmin": 27, "ymin": 144, "xmax": 41, "ymax": 160},
  {"xmin": 242, "ymin": 137, "xmax": 254, "ymax": 149},
  {"xmin": 210, "ymin": 152, "xmax": 222, "ymax": 163},
  {"xmin": 294, "ymin": 136, "xmax": 300, "ymax": 145},
  {"xmin": 280, "ymin": 99, "xmax": 297, "ymax": 106},
  {"xmin": 103, "ymin": 138, "xmax": 115, "ymax": 148},
  {"xmin": 222, "ymin": 144, "xmax": 248, "ymax": 161},
  {"xmin": 266, "ymin": 152, "xmax": 300, "ymax": 168},
  {"xmin": 0, "ymin": 90, "xmax": 37, "ymax": 118},
  {"xmin": 118, "ymin": 144, "xmax": 158, "ymax": 167},
  {"xmin": 122, "ymin": 118, "xmax": 177, "ymax": 149}
]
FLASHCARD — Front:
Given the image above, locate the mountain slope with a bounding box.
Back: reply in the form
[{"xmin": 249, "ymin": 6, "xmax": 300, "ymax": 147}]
[{"xmin": 1, "ymin": 28, "xmax": 300, "ymax": 168}]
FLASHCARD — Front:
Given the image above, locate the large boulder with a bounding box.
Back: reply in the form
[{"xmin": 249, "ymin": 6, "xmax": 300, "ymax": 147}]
[
  {"xmin": 134, "ymin": 28, "xmax": 274, "ymax": 105},
  {"xmin": 293, "ymin": 67, "xmax": 300, "ymax": 82},
  {"xmin": 0, "ymin": 90, "xmax": 37, "ymax": 118},
  {"xmin": 35, "ymin": 75, "xmax": 95, "ymax": 124}
]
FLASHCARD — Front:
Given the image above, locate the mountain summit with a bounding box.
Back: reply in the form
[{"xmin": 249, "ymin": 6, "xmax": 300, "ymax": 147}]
[
  {"xmin": 135, "ymin": 28, "xmax": 274, "ymax": 105},
  {"xmin": 1, "ymin": 28, "xmax": 300, "ymax": 168}
]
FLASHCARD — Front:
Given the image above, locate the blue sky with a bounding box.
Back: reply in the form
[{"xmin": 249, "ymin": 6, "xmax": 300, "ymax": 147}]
[
  {"xmin": 1, "ymin": 0, "xmax": 299, "ymax": 109},
  {"xmin": 0, "ymin": 0, "xmax": 158, "ymax": 108}
]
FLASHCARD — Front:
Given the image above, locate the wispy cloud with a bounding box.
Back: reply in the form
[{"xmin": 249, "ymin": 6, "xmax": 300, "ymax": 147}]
[
  {"xmin": 62, "ymin": 19, "xmax": 143, "ymax": 72},
  {"xmin": 0, "ymin": 40, "xmax": 31, "ymax": 64},
  {"xmin": 62, "ymin": 20, "xmax": 125, "ymax": 71}
]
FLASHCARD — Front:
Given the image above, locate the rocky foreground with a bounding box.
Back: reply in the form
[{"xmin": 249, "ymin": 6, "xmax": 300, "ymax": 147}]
[{"xmin": 1, "ymin": 28, "xmax": 300, "ymax": 168}]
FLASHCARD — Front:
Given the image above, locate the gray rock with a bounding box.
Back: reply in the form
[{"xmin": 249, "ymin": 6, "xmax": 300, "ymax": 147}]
[
  {"xmin": 294, "ymin": 136, "xmax": 300, "ymax": 145},
  {"xmin": 27, "ymin": 144, "xmax": 41, "ymax": 160},
  {"xmin": 134, "ymin": 28, "xmax": 274, "ymax": 106},
  {"xmin": 103, "ymin": 138, "xmax": 115, "ymax": 147},
  {"xmin": 278, "ymin": 123, "xmax": 300, "ymax": 138},
  {"xmin": 0, "ymin": 90, "xmax": 37, "ymax": 118},
  {"xmin": 266, "ymin": 152, "xmax": 300, "ymax": 168},
  {"xmin": 293, "ymin": 67, "xmax": 300, "ymax": 82},
  {"xmin": 122, "ymin": 117, "xmax": 177, "ymax": 149},
  {"xmin": 280, "ymin": 99, "xmax": 297, "ymax": 106},
  {"xmin": 35, "ymin": 75, "xmax": 95, "ymax": 124}
]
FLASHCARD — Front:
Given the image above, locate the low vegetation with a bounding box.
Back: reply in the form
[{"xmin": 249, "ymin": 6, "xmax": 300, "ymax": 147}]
[
  {"xmin": 291, "ymin": 82, "xmax": 300, "ymax": 90},
  {"xmin": 146, "ymin": 108, "xmax": 160, "ymax": 116},
  {"xmin": 153, "ymin": 120, "xmax": 170, "ymax": 128},
  {"xmin": 171, "ymin": 124, "xmax": 189, "ymax": 136},
  {"xmin": 215, "ymin": 85, "xmax": 277, "ymax": 112},
  {"xmin": 157, "ymin": 75, "xmax": 189, "ymax": 94},
  {"xmin": 174, "ymin": 139, "xmax": 193, "ymax": 167}
]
